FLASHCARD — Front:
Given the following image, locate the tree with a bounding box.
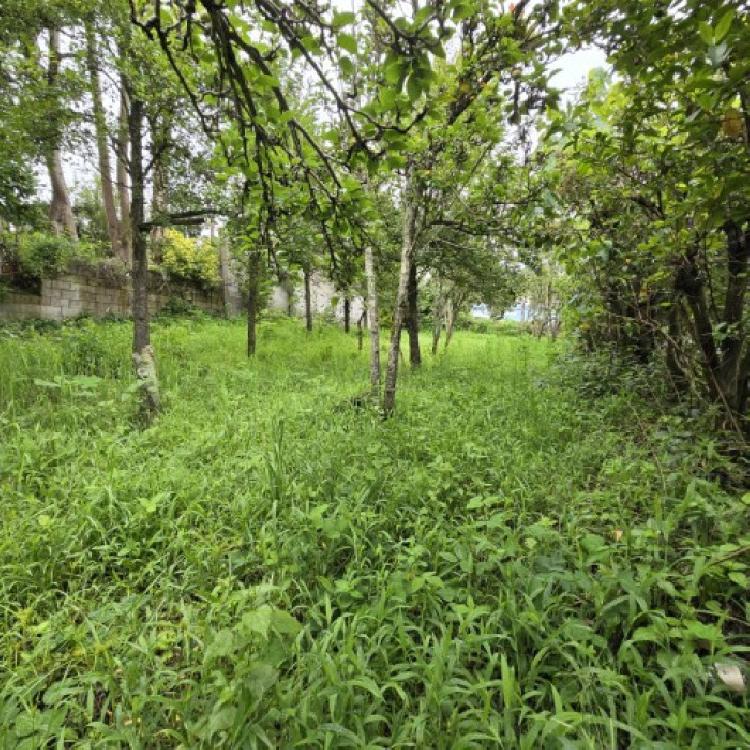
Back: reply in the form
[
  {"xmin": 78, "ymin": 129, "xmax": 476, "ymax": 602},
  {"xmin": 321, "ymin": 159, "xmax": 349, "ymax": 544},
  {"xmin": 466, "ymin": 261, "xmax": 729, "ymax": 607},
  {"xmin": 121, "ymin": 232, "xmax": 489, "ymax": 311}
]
[
  {"xmin": 546, "ymin": 0, "xmax": 750, "ymax": 429},
  {"xmin": 84, "ymin": 14, "xmax": 126, "ymax": 260},
  {"xmin": 381, "ymin": 0, "xmax": 558, "ymax": 414}
]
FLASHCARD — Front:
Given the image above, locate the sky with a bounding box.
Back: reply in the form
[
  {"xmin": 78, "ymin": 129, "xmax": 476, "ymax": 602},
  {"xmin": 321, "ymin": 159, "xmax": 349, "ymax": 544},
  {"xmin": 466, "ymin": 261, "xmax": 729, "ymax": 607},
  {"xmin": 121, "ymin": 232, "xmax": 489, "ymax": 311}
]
[{"xmin": 550, "ymin": 47, "xmax": 608, "ymax": 99}]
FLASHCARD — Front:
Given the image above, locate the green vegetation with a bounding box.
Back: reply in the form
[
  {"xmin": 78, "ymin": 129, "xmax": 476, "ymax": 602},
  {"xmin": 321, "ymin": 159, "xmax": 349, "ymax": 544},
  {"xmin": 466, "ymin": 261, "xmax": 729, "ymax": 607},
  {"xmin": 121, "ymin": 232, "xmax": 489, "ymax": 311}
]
[
  {"xmin": 1, "ymin": 319, "xmax": 748, "ymax": 748},
  {"xmin": 1, "ymin": 1, "xmax": 749, "ymax": 745},
  {"xmin": 156, "ymin": 230, "xmax": 221, "ymax": 287}
]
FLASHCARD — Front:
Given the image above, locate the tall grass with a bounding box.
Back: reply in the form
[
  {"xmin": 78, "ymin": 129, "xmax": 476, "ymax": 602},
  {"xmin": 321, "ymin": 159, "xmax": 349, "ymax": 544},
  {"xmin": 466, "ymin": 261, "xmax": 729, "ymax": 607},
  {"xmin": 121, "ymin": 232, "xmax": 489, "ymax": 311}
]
[{"xmin": 1, "ymin": 318, "xmax": 748, "ymax": 748}]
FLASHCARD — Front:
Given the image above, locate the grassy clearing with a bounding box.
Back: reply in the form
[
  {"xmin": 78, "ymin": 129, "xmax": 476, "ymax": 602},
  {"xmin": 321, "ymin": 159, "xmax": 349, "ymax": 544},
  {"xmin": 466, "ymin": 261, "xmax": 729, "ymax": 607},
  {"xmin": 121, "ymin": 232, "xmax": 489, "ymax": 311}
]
[{"xmin": 1, "ymin": 318, "xmax": 748, "ymax": 748}]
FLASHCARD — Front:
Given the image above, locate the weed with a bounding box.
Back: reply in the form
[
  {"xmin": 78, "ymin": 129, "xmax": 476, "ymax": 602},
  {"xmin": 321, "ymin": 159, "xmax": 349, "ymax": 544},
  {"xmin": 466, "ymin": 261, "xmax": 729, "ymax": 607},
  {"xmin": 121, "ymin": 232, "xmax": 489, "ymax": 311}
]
[{"xmin": 0, "ymin": 320, "xmax": 748, "ymax": 748}]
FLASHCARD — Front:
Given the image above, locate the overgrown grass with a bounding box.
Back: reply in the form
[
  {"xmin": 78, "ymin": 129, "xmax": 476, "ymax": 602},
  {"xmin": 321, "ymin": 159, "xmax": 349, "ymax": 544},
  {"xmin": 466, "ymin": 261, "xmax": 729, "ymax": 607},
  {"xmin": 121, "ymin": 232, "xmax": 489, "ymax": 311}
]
[{"xmin": 1, "ymin": 318, "xmax": 748, "ymax": 748}]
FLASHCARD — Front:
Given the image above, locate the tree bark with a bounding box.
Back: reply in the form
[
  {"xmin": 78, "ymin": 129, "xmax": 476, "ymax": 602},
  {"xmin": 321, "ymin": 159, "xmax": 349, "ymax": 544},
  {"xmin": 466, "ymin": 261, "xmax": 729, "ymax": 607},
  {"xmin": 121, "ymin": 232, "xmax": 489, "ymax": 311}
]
[
  {"xmin": 344, "ymin": 296, "xmax": 351, "ymax": 333},
  {"xmin": 85, "ymin": 20, "xmax": 123, "ymax": 259},
  {"xmin": 46, "ymin": 28, "xmax": 77, "ymax": 239},
  {"xmin": 407, "ymin": 259, "xmax": 421, "ymax": 367},
  {"xmin": 149, "ymin": 114, "xmax": 170, "ymax": 252},
  {"xmin": 246, "ymin": 248, "xmax": 261, "ymax": 356},
  {"xmin": 117, "ymin": 81, "xmax": 132, "ymax": 264},
  {"xmin": 665, "ymin": 298, "xmax": 689, "ymax": 398},
  {"xmin": 431, "ymin": 291, "xmax": 444, "ymax": 355},
  {"xmin": 364, "ymin": 244, "xmax": 381, "ymax": 394},
  {"xmin": 129, "ymin": 95, "xmax": 160, "ymax": 421},
  {"xmin": 718, "ymin": 221, "xmax": 750, "ymax": 410},
  {"xmin": 444, "ymin": 294, "xmax": 461, "ymax": 350},
  {"xmin": 219, "ymin": 238, "xmax": 241, "ymax": 317},
  {"xmin": 383, "ymin": 172, "xmax": 419, "ymax": 415},
  {"xmin": 356, "ymin": 310, "xmax": 365, "ymax": 351},
  {"xmin": 280, "ymin": 271, "xmax": 294, "ymax": 316},
  {"xmin": 303, "ymin": 265, "xmax": 313, "ymax": 332}
]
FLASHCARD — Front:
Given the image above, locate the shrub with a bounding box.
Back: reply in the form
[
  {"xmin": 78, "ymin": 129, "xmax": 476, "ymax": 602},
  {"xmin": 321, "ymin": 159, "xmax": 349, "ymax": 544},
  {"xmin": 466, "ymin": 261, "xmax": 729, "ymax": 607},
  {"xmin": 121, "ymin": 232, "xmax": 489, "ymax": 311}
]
[
  {"xmin": 10, "ymin": 232, "xmax": 103, "ymax": 280},
  {"xmin": 157, "ymin": 229, "xmax": 220, "ymax": 286},
  {"xmin": 16, "ymin": 232, "xmax": 77, "ymax": 278}
]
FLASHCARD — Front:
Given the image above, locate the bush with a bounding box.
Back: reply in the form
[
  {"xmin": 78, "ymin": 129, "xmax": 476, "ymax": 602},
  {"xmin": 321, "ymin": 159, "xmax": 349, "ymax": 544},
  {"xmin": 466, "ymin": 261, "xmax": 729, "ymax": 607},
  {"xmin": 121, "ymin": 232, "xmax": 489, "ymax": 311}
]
[
  {"xmin": 157, "ymin": 229, "xmax": 220, "ymax": 286},
  {"xmin": 453, "ymin": 315, "xmax": 529, "ymax": 336},
  {"xmin": 10, "ymin": 232, "xmax": 103, "ymax": 280},
  {"xmin": 16, "ymin": 232, "xmax": 77, "ymax": 278}
]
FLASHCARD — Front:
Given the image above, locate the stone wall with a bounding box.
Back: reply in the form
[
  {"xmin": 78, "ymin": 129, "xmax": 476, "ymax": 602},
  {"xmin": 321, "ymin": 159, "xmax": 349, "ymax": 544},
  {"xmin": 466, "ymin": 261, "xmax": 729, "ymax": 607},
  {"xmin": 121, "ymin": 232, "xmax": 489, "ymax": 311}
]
[
  {"xmin": 268, "ymin": 271, "xmax": 365, "ymax": 322},
  {"xmin": 0, "ymin": 266, "xmax": 364, "ymax": 324},
  {"xmin": 0, "ymin": 269, "xmax": 225, "ymax": 322}
]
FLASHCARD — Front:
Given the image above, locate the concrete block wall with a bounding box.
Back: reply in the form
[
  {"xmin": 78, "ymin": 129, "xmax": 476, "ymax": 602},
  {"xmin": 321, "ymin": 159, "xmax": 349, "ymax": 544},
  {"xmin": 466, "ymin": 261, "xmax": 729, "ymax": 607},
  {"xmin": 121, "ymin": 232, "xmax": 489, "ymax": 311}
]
[
  {"xmin": 270, "ymin": 271, "xmax": 365, "ymax": 321},
  {"xmin": 1, "ymin": 268, "xmax": 362, "ymax": 323},
  {"xmin": 0, "ymin": 272, "xmax": 225, "ymax": 322}
]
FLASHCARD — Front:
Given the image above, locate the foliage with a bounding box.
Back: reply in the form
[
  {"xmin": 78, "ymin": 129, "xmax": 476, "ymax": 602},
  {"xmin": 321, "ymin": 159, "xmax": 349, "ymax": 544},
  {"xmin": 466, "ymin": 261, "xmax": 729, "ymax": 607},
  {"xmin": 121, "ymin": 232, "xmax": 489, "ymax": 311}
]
[
  {"xmin": 1, "ymin": 320, "xmax": 748, "ymax": 747},
  {"xmin": 454, "ymin": 315, "xmax": 529, "ymax": 336},
  {"xmin": 13, "ymin": 232, "xmax": 100, "ymax": 280},
  {"xmin": 157, "ymin": 228, "xmax": 221, "ymax": 287},
  {"xmin": 536, "ymin": 1, "xmax": 750, "ymax": 426}
]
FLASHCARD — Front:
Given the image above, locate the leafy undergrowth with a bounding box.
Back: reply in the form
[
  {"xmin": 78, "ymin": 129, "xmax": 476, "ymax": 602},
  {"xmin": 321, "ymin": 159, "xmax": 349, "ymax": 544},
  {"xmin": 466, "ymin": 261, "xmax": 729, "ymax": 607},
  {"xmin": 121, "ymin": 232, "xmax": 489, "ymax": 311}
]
[{"xmin": 1, "ymin": 318, "xmax": 748, "ymax": 748}]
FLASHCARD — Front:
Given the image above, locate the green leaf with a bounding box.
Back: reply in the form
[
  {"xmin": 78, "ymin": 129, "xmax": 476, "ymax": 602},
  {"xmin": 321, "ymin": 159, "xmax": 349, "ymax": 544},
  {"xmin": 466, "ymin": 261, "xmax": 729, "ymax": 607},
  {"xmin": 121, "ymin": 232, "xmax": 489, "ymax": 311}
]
[
  {"xmin": 270, "ymin": 609, "xmax": 302, "ymax": 636},
  {"xmin": 406, "ymin": 72, "xmax": 423, "ymax": 101},
  {"xmin": 242, "ymin": 606, "xmax": 272, "ymax": 637},
  {"xmin": 453, "ymin": 2, "xmax": 473, "ymax": 21},
  {"xmin": 301, "ymin": 35, "xmax": 322, "ymax": 54},
  {"xmin": 348, "ymin": 676, "xmax": 383, "ymax": 701},
  {"xmin": 205, "ymin": 629, "xmax": 235, "ymax": 660},
  {"xmin": 714, "ymin": 9, "xmax": 734, "ymax": 42},
  {"xmin": 336, "ymin": 33, "xmax": 357, "ymax": 55},
  {"xmin": 339, "ymin": 56, "xmax": 355, "ymax": 77},
  {"xmin": 414, "ymin": 6, "xmax": 434, "ymax": 25},
  {"xmin": 379, "ymin": 87, "xmax": 397, "ymax": 109},
  {"xmin": 384, "ymin": 61, "xmax": 403, "ymax": 86},
  {"xmin": 208, "ymin": 706, "xmax": 236, "ymax": 735},
  {"xmin": 332, "ymin": 11, "xmax": 356, "ymax": 29},
  {"xmin": 34, "ymin": 378, "xmax": 61, "ymax": 388},
  {"xmin": 698, "ymin": 21, "xmax": 714, "ymax": 45},
  {"xmin": 257, "ymin": 73, "xmax": 279, "ymax": 89},
  {"xmin": 385, "ymin": 153, "xmax": 407, "ymax": 170},
  {"xmin": 246, "ymin": 662, "xmax": 279, "ymax": 695},
  {"xmin": 682, "ymin": 620, "xmax": 723, "ymax": 644}
]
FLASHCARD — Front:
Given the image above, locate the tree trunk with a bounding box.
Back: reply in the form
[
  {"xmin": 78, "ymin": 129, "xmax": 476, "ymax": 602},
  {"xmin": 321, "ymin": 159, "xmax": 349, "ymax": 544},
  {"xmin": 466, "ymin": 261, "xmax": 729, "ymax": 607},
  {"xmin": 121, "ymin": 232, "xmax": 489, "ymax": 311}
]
[
  {"xmin": 718, "ymin": 221, "xmax": 750, "ymax": 412},
  {"xmin": 219, "ymin": 239, "xmax": 241, "ymax": 317},
  {"xmin": 344, "ymin": 296, "xmax": 351, "ymax": 333},
  {"xmin": 407, "ymin": 259, "xmax": 421, "ymax": 367},
  {"xmin": 364, "ymin": 244, "xmax": 381, "ymax": 394},
  {"xmin": 303, "ymin": 265, "xmax": 313, "ymax": 332},
  {"xmin": 117, "ymin": 81, "xmax": 131, "ymax": 264},
  {"xmin": 444, "ymin": 298, "xmax": 456, "ymax": 350},
  {"xmin": 246, "ymin": 248, "xmax": 261, "ymax": 356},
  {"xmin": 129, "ymin": 95, "xmax": 160, "ymax": 421},
  {"xmin": 383, "ymin": 173, "xmax": 419, "ymax": 415},
  {"xmin": 431, "ymin": 292, "xmax": 443, "ymax": 355},
  {"xmin": 665, "ymin": 298, "xmax": 689, "ymax": 398},
  {"xmin": 280, "ymin": 271, "xmax": 294, "ymax": 316},
  {"xmin": 85, "ymin": 19, "xmax": 122, "ymax": 259},
  {"xmin": 149, "ymin": 114, "xmax": 170, "ymax": 252},
  {"xmin": 46, "ymin": 28, "xmax": 77, "ymax": 239},
  {"xmin": 357, "ymin": 310, "xmax": 364, "ymax": 351}
]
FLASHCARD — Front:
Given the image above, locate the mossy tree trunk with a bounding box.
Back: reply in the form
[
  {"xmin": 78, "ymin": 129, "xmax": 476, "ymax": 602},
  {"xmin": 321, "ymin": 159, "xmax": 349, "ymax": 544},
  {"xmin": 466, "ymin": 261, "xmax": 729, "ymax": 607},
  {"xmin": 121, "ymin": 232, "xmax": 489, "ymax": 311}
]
[
  {"xmin": 407, "ymin": 259, "xmax": 421, "ymax": 367},
  {"xmin": 128, "ymin": 94, "xmax": 160, "ymax": 421},
  {"xmin": 383, "ymin": 170, "xmax": 419, "ymax": 416}
]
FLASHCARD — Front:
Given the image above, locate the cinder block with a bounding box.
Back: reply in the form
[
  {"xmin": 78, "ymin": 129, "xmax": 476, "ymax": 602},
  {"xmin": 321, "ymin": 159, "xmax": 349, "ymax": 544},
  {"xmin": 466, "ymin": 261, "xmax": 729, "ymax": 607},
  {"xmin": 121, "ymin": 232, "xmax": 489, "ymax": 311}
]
[{"xmin": 39, "ymin": 305, "xmax": 64, "ymax": 320}]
